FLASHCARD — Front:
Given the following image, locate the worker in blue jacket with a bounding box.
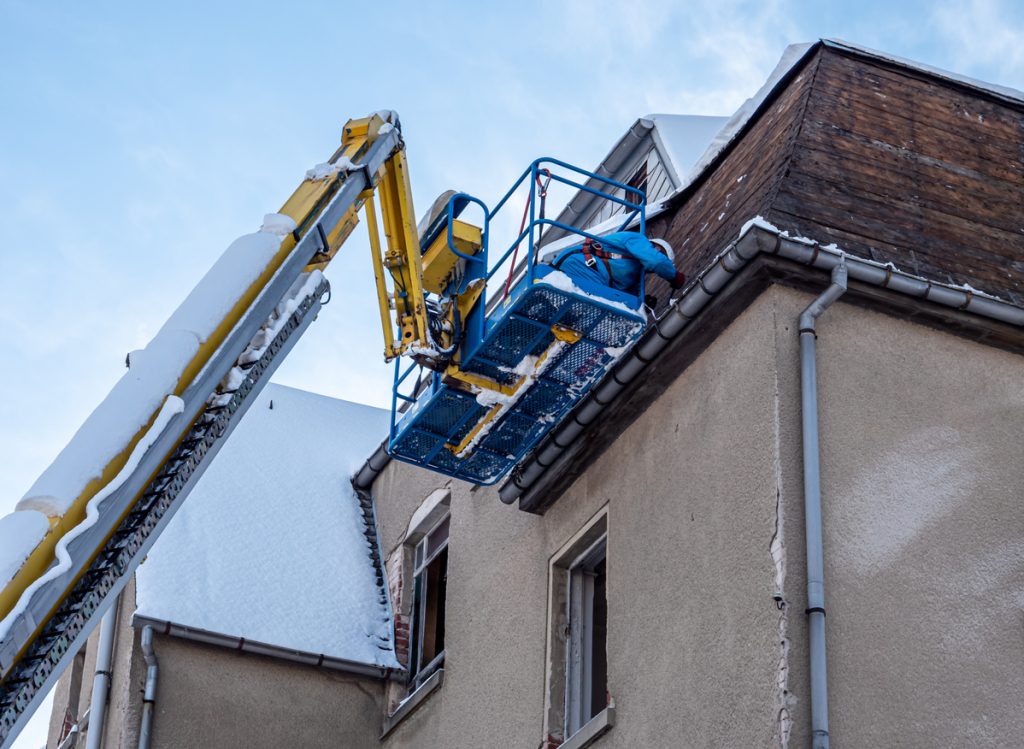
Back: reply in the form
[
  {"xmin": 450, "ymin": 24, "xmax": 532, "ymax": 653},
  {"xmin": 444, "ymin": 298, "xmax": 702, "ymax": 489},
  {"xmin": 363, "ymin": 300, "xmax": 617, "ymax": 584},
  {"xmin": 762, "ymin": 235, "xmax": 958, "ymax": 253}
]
[{"xmin": 549, "ymin": 231, "xmax": 686, "ymax": 296}]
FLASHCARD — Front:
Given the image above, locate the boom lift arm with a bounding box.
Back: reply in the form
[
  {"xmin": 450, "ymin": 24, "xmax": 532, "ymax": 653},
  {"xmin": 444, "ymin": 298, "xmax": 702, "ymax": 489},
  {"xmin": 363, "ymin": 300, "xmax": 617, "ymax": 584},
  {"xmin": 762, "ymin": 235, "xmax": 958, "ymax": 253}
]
[
  {"xmin": 0, "ymin": 110, "xmax": 653, "ymax": 747},
  {"xmin": 0, "ymin": 112, "xmax": 444, "ymax": 747}
]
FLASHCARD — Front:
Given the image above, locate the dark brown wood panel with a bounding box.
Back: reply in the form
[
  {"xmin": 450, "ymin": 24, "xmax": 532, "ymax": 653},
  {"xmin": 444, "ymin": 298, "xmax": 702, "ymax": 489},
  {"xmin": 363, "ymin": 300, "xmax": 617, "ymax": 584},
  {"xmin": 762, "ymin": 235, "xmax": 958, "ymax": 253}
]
[
  {"xmin": 793, "ymin": 121, "xmax": 1024, "ymax": 227},
  {"xmin": 645, "ymin": 51, "xmax": 822, "ymax": 308},
  {"xmin": 778, "ymin": 174, "xmax": 1023, "ymax": 264},
  {"xmin": 813, "ymin": 53, "xmax": 1024, "ymax": 162},
  {"xmin": 768, "ymin": 47, "xmax": 1024, "ymax": 304},
  {"xmin": 807, "ymin": 89, "xmax": 1024, "ymax": 182}
]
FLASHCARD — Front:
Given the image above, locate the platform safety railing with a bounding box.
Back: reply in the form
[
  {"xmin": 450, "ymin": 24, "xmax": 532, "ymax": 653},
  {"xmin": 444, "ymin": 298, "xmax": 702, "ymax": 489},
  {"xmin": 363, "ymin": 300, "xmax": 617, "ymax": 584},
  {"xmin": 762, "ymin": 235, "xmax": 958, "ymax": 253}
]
[{"xmin": 389, "ymin": 157, "xmax": 648, "ymax": 444}]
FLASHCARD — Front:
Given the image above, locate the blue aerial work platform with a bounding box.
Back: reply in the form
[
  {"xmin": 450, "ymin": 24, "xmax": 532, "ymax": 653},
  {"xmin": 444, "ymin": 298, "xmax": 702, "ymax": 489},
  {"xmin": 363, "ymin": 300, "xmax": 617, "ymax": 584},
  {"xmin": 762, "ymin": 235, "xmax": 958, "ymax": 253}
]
[{"xmin": 388, "ymin": 158, "xmax": 650, "ymax": 485}]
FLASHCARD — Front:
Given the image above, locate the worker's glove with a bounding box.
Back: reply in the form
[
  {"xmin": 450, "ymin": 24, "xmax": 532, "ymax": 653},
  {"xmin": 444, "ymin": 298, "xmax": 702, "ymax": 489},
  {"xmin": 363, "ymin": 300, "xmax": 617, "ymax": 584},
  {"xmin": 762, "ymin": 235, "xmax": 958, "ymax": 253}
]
[{"xmin": 670, "ymin": 270, "xmax": 687, "ymax": 290}]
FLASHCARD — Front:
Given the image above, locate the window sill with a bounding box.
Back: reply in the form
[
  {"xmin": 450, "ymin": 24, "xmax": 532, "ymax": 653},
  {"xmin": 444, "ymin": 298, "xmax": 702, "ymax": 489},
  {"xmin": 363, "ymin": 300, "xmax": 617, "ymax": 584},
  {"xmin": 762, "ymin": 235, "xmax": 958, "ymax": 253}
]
[
  {"xmin": 380, "ymin": 669, "xmax": 444, "ymax": 739},
  {"xmin": 561, "ymin": 705, "xmax": 615, "ymax": 749}
]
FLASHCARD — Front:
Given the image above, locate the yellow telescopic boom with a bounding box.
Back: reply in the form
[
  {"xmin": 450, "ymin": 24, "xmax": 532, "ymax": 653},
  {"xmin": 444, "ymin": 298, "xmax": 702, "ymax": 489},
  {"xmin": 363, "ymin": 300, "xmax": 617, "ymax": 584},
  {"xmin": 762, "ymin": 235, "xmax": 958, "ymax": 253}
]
[{"xmin": 0, "ymin": 111, "xmax": 433, "ymax": 748}]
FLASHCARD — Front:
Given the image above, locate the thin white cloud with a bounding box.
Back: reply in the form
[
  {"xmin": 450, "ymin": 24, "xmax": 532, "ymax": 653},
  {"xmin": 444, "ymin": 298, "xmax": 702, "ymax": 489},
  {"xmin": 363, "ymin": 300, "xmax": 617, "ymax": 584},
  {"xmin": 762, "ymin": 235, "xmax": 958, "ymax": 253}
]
[{"xmin": 930, "ymin": 0, "xmax": 1024, "ymax": 84}]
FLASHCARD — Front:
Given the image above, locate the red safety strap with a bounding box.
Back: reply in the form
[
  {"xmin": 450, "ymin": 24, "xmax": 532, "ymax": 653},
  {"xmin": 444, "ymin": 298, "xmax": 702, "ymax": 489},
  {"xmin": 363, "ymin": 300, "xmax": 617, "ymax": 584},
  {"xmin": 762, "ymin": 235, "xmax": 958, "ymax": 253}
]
[
  {"xmin": 503, "ymin": 169, "xmax": 552, "ymax": 300},
  {"xmin": 581, "ymin": 237, "xmax": 615, "ymax": 282}
]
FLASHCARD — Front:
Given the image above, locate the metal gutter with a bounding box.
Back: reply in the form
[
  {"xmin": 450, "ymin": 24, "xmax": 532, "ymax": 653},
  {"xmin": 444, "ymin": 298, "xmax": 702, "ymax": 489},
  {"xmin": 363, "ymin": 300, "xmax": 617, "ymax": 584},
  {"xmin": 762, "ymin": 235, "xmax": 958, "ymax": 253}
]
[
  {"xmin": 353, "ymin": 442, "xmax": 392, "ymax": 491},
  {"xmin": 349, "ymin": 47, "xmax": 825, "ymax": 496},
  {"xmin": 499, "ymin": 220, "xmax": 1024, "ymax": 506},
  {"xmin": 798, "ymin": 263, "xmax": 848, "ymax": 749},
  {"xmin": 130, "ymin": 616, "xmax": 397, "ymax": 680},
  {"xmin": 137, "ymin": 625, "xmax": 158, "ymax": 749},
  {"xmin": 543, "ymin": 119, "xmax": 654, "ymax": 246},
  {"xmin": 84, "ymin": 601, "xmax": 117, "ymax": 749}
]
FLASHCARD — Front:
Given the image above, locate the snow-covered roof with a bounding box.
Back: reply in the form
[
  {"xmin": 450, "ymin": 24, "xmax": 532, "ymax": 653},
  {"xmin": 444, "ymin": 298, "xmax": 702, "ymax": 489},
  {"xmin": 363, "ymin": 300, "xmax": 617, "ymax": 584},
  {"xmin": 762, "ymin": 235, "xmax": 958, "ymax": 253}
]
[
  {"xmin": 134, "ymin": 383, "xmax": 398, "ymax": 670},
  {"xmin": 545, "ymin": 113, "xmax": 729, "ymax": 244},
  {"xmin": 644, "ymin": 114, "xmax": 732, "ymax": 189}
]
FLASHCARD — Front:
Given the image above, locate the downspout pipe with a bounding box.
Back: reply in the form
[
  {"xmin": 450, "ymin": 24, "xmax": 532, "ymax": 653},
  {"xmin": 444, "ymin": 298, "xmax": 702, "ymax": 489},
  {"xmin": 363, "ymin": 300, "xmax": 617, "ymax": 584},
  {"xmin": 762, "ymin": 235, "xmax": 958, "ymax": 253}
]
[
  {"xmin": 84, "ymin": 598, "xmax": 118, "ymax": 749},
  {"xmin": 799, "ymin": 261, "xmax": 847, "ymax": 749},
  {"xmin": 137, "ymin": 625, "xmax": 158, "ymax": 749}
]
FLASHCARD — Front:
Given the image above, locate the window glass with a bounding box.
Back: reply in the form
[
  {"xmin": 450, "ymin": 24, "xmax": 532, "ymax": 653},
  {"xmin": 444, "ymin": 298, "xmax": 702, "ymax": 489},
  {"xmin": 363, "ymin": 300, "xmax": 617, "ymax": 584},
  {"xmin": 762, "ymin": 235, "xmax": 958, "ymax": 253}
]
[{"xmin": 567, "ymin": 538, "xmax": 608, "ymax": 735}]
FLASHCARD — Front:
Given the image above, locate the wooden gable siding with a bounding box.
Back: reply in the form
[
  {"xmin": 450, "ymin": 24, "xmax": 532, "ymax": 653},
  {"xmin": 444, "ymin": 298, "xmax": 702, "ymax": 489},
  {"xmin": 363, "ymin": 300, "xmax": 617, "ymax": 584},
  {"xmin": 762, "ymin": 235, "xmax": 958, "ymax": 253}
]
[
  {"xmin": 643, "ymin": 52, "xmax": 821, "ymax": 307},
  {"xmin": 767, "ymin": 48, "xmax": 1024, "ymax": 304}
]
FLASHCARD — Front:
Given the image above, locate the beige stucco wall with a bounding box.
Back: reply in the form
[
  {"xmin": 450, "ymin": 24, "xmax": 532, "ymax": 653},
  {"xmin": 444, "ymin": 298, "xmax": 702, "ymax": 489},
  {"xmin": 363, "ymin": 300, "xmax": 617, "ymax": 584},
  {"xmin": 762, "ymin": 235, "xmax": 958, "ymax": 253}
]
[
  {"xmin": 375, "ymin": 284, "xmax": 1024, "ymax": 749},
  {"xmin": 773, "ymin": 286, "xmax": 1024, "ymax": 748},
  {"xmin": 46, "ymin": 579, "xmax": 384, "ymax": 749},
  {"xmin": 42, "ymin": 284, "xmax": 1024, "ymax": 749},
  {"xmin": 139, "ymin": 635, "xmax": 383, "ymax": 749},
  {"xmin": 378, "ymin": 289, "xmax": 788, "ymax": 748}
]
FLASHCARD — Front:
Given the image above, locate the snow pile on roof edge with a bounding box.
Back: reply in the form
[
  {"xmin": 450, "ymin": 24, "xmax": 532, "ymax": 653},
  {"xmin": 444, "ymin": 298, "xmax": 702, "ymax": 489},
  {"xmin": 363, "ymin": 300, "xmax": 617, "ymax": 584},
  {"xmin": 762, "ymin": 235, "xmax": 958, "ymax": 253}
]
[{"xmin": 681, "ymin": 43, "xmax": 816, "ymax": 190}]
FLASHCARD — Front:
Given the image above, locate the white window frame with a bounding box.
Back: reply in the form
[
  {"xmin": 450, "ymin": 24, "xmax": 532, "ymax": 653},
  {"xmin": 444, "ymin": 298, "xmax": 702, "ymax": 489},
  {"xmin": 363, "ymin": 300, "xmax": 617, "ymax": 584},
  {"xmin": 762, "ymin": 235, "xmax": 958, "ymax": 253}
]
[
  {"xmin": 409, "ymin": 512, "xmax": 449, "ymax": 689},
  {"xmin": 544, "ymin": 509, "xmax": 611, "ymax": 746}
]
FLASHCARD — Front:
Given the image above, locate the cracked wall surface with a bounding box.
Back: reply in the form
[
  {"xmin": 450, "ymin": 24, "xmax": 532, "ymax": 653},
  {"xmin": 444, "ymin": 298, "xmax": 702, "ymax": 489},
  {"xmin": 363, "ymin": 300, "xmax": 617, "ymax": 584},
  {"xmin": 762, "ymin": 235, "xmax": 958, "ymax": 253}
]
[
  {"xmin": 375, "ymin": 284, "xmax": 1024, "ymax": 749},
  {"xmin": 772, "ymin": 285, "xmax": 1024, "ymax": 748}
]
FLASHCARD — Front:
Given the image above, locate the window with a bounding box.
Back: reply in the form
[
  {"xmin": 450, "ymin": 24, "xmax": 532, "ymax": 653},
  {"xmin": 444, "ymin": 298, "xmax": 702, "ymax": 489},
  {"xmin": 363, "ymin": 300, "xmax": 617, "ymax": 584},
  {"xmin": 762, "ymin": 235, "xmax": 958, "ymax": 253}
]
[
  {"xmin": 544, "ymin": 511, "xmax": 613, "ymax": 747},
  {"xmin": 566, "ymin": 537, "xmax": 608, "ymax": 735},
  {"xmin": 583, "ymin": 155, "xmax": 650, "ymax": 231},
  {"xmin": 624, "ymin": 160, "xmax": 648, "ymax": 206},
  {"xmin": 409, "ymin": 513, "xmax": 448, "ymax": 689}
]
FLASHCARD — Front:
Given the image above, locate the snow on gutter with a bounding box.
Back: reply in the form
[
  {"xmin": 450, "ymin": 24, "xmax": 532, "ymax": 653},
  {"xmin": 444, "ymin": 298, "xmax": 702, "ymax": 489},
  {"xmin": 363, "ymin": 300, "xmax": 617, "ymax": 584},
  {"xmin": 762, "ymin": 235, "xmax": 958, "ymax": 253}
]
[
  {"xmin": 353, "ymin": 444, "xmax": 391, "ymax": 492},
  {"xmin": 352, "ymin": 45, "xmax": 825, "ymax": 490},
  {"xmin": 354, "ymin": 216, "xmax": 1024, "ymax": 497},
  {"xmin": 498, "ymin": 218, "xmax": 1024, "ymax": 506},
  {"xmin": 130, "ymin": 614, "xmax": 397, "ymax": 680}
]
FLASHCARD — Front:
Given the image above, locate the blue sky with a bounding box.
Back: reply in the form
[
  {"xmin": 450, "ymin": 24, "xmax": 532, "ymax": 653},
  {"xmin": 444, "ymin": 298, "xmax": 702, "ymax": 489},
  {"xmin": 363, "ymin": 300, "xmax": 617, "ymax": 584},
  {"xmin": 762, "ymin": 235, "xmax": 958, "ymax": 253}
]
[{"xmin": 2, "ymin": 1, "xmax": 1022, "ymax": 745}]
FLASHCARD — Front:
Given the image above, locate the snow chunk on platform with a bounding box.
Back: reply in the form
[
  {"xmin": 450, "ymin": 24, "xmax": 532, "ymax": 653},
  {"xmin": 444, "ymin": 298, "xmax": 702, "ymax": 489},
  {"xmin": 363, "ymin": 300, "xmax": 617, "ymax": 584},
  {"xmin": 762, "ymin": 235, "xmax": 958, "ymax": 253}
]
[
  {"xmin": 0, "ymin": 512, "xmax": 49, "ymax": 588},
  {"xmin": 135, "ymin": 384, "xmax": 398, "ymax": 668},
  {"xmin": 18, "ymin": 331, "xmax": 198, "ymax": 517}
]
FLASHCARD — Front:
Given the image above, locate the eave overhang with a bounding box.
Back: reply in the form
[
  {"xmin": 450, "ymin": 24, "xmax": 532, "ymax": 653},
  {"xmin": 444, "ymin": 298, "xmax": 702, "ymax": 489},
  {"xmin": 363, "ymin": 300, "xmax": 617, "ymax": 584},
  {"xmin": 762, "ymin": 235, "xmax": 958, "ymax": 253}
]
[{"xmin": 499, "ymin": 221, "xmax": 1024, "ymax": 513}]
